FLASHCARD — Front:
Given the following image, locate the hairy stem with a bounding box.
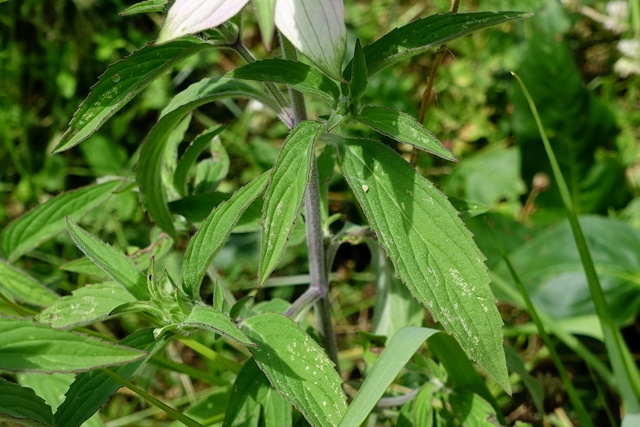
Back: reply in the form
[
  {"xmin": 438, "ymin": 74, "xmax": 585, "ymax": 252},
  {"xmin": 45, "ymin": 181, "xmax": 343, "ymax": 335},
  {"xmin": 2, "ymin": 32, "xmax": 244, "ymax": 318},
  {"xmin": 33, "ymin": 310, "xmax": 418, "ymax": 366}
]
[{"xmin": 279, "ymin": 33, "xmax": 340, "ymax": 370}]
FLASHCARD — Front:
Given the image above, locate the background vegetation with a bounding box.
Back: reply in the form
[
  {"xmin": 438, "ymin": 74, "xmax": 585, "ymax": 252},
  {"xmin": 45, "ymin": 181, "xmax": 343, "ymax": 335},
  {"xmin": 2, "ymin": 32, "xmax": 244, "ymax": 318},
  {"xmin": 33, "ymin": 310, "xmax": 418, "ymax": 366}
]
[{"xmin": 1, "ymin": 0, "xmax": 639, "ymax": 425}]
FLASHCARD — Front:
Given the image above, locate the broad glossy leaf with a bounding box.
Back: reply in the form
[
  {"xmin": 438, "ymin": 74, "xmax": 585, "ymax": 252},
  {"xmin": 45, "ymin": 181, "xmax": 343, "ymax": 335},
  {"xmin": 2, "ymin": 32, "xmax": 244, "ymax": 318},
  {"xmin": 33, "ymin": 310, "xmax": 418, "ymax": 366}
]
[
  {"xmin": 259, "ymin": 121, "xmax": 323, "ymax": 284},
  {"xmin": 348, "ymin": 39, "xmax": 367, "ymax": 103},
  {"xmin": 0, "ymin": 377, "xmax": 54, "ymax": 427},
  {"xmin": 119, "ymin": 0, "xmax": 167, "ymax": 16},
  {"xmin": 137, "ymin": 77, "xmax": 277, "ymax": 238},
  {"xmin": 493, "ymin": 216, "xmax": 640, "ymax": 324},
  {"xmin": 54, "ymin": 39, "xmax": 210, "ymax": 152},
  {"xmin": 223, "ymin": 358, "xmax": 291, "ymax": 427},
  {"xmin": 0, "ymin": 317, "xmax": 145, "ymax": 372},
  {"xmin": 54, "ymin": 329, "xmax": 167, "ymax": 427},
  {"xmin": 362, "ymin": 11, "xmax": 531, "ymax": 76},
  {"xmin": 228, "ymin": 59, "xmax": 340, "ymax": 102},
  {"xmin": 36, "ymin": 282, "xmax": 136, "ymax": 329},
  {"xmin": 181, "ymin": 304, "xmax": 253, "ymax": 345},
  {"xmin": 182, "ymin": 172, "xmax": 269, "ymax": 298},
  {"xmin": 0, "ymin": 259, "xmax": 58, "ymax": 307},
  {"xmin": 253, "ymin": 0, "xmax": 276, "ymax": 48},
  {"xmin": 66, "ymin": 220, "xmax": 149, "ymax": 301},
  {"xmin": 356, "ymin": 106, "xmax": 455, "ymax": 161},
  {"xmin": 157, "ymin": 0, "xmax": 249, "ymax": 44},
  {"xmin": 338, "ymin": 137, "xmax": 509, "ymax": 391},
  {"xmin": 275, "ymin": 0, "xmax": 346, "ymax": 81},
  {"xmin": 173, "ymin": 126, "xmax": 225, "ymax": 196},
  {"xmin": 1, "ymin": 180, "xmax": 122, "ymax": 261},
  {"xmin": 242, "ymin": 313, "xmax": 347, "ymax": 427}
]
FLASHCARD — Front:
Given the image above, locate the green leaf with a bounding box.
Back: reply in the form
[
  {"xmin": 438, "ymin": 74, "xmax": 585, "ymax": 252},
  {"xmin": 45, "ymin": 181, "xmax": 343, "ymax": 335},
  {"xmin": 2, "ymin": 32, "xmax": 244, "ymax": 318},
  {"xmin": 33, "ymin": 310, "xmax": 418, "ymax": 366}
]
[
  {"xmin": 228, "ymin": 59, "xmax": 340, "ymax": 103},
  {"xmin": 356, "ymin": 106, "xmax": 456, "ymax": 161},
  {"xmin": 337, "ymin": 137, "xmax": 509, "ymax": 392},
  {"xmin": 66, "ymin": 219, "xmax": 149, "ymax": 301},
  {"xmin": 54, "ymin": 329, "xmax": 167, "ymax": 427},
  {"xmin": 253, "ymin": 0, "xmax": 276, "ymax": 48},
  {"xmin": 449, "ymin": 391, "xmax": 499, "ymax": 426},
  {"xmin": 0, "ymin": 259, "xmax": 58, "ymax": 307},
  {"xmin": 0, "ymin": 317, "xmax": 145, "ymax": 372},
  {"xmin": 169, "ymin": 192, "xmax": 263, "ymax": 231},
  {"xmin": 173, "ymin": 125, "xmax": 225, "ymax": 196},
  {"xmin": 493, "ymin": 216, "xmax": 640, "ymax": 324},
  {"xmin": 348, "ymin": 39, "xmax": 367, "ymax": 103},
  {"xmin": 259, "ymin": 121, "xmax": 323, "ymax": 284},
  {"xmin": 36, "ymin": 282, "xmax": 136, "ymax": 329},
  {"xmin": 0, "ymin": 377, "xmax": 55, "ymax": 427},
  {"xmin": 119, "ymin": 0, "xmax": 168, "ymax": 16},
  {"xmin": 182, "ymin": 171, "xmax": 269, "ymax": 298},
  {"xmin": 338, "ymin": 327, "xmax": 437, "ymax": 427},
  {"xmin": 1, "ymin": 180, "xmax": 123, "ymax": 261},
  {"xmin": 181, "ymin": 304, "xmax": 253, "ymax": 346},
  {"xmin": 362, "ymin": 11, "xmax": 531, "ymax": 76},
  {"xmin": 54, "ymin": 39, "xmax": 211, "ymax": 152},
  {"xmin": 369, "ymin": 243, "xmax": 423, "ymax": 339},
  {"xmin": 242, "ymin": 313, "xmax": 347, "ymax": 427},
  {"xmin": 223, "ymin": 358, "xmax": 291, "ymax": 427},
  {"xmin": 137, "ymin": 77, "xmax": 278, "ymax": 238}
]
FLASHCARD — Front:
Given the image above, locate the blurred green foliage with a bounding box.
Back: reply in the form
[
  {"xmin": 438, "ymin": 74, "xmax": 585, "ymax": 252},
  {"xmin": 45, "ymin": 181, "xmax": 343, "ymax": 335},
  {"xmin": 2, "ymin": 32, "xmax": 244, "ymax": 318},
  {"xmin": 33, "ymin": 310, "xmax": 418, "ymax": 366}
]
[{"xmin": 2, "ymin": 0, "xmax": 640, "ymax": 424}]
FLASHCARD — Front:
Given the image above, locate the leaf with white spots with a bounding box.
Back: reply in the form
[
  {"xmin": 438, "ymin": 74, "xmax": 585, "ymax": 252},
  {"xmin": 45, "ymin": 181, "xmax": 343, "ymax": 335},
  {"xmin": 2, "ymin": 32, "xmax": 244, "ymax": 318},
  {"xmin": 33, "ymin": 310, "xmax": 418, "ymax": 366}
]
[
  {"xmin": 241, "ymin": 313, "xmax": 347, "ymax": 427},
  {"xmin": 259, "ymin": 120, "xmax": 323, "ymax": 284},
  {"xmin": 337, "ymin": 137, "xmax": 509, "ymax": 392},
  {"xmin": 36, "ymin": 282, "xmax": 136, "ymax": 329}
]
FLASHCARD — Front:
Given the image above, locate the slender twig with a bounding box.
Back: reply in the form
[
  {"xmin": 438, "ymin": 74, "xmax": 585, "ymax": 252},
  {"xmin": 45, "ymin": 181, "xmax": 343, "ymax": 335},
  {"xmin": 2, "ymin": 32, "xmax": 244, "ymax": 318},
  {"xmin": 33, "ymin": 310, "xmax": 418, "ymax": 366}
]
[
  {"xmin": 410, "ymin": 0, "xmax": 459, "ymax": 167},
  {"xmin": 279, "ymin": 33, "xmax": 340, "ymax": 371}
]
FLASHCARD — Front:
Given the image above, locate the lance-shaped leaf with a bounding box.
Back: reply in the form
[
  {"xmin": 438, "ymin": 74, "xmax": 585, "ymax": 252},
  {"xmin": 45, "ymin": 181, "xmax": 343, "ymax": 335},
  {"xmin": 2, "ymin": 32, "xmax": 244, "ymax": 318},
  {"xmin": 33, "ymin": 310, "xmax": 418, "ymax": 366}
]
[
  {"xmin": 66, "ymin": 219, "xmax": 149, "ymax": 301},
  {"xmin": 348, "ymin": 39, "xmax": 367, "ymax": 103},
  {"xmin": 223, "ymin": 357, "xmax": 291, "ymax": 427},
  {"xmin": 181, "ymin": 304, "xmax": 253, "ymax": 346},
  {"xmin": 1, "ymin": 180, "xmax": 122, "ymax": 261},
  {"xmin": 356, "ymin": 106, "xmax": 456, "ymax": 161},
  {"xmin": 228, "ymin": 59, "xmax": 340, "ymax": 103},
  {"xmin": 259, "ymin": 121, "xmax": 323, "ymax": 284},
  {"xmin": 242, "ymin": 313, "xmax": 347, "ymax": 427},
  {"xmin": 0, "ymin": 378, "xmax": 55, "ymax": 427},
  {"xmin": 253, "ymin": 0, "xmax": 277, "ymax": 48},
  {"xmin": 275, "ymin": 0, "xmax": 346, "ymax": 81},
  {"xmin": 338, "ymin": 137, "xmax": 509, "ymax": 392},
  {"xmin": 0, "ymin": 260, "xmax": 58, "ymax": 307},
  {"xmin": 36, "ymin": 282, "xmax": 136, "ymax": 329},
  {"xmin": 183, "ymin": 172, "xmax": 269, "ymax": 298},
  {"xmin": 173, "ymin": 125, "xmax": 225, "ymax": 196},
  {"xmin": 119, "ymin": 0, "xmax": 167, "ymax": 16},
  {"xmin": 54, "ymin": 39, "xmax": 210, "ymax": 152},
  {"xmin": 361, "ymin": 11, "xmax": 532, "ymax": 76},
  {"xmin": 0, "ymin": 317, "xmax": 146, "ymax": 372},
  {"xmin": 338, "ymin": 327, "xmax": 499, "ymax": 427},
  {"xmin": 54, "ymin": 329, "xmax": 166, "ymax": 427},
  {"xmin": 157, "ymin": 0, "xmax": 249, "ymax": 44},
  {"xmin": 137, "ymin": 77, "xmax": 277, "ymax": 238}
]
